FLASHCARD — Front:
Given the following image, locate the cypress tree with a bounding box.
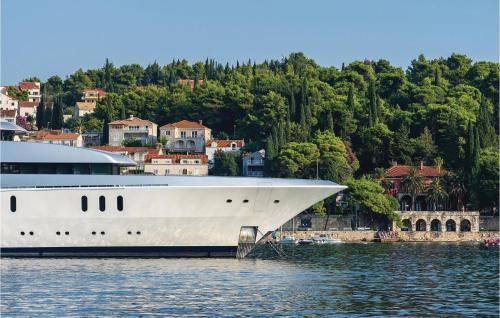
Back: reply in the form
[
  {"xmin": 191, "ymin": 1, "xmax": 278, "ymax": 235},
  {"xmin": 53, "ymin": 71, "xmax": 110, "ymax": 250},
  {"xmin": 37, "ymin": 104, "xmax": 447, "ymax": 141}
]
[
  {"xmin": 472, "ymin": 126, "xmax": 480, "ymax": 176},
  {"xmin": 341, "ymin": 62, "xmax": 345, "ymax": 71},
  {"xmin": 272, "ymin": 126, "xmax": 279, "ymax": 154},
  {"xmin": 465, "ymin": 121, "xmax": 474, "ymax": 175},
  {"xmin": 36, "ymin": 94, "xmax": 45, "ymax": 130},
  {"xmin": 51, "ymin": 96, "xmax": 63, "ymax": 130},
  {"xmin": 327, "ymin": 110, "xmax": 334, "ymax": 132},
  {"xmin": 368, "ymin": 80, "xmax": 378, "ymax": 125},
  {"xmin": 285, "ymin": 106, "xmax": 291, "ymax": 141},
  {"xmin": 347, "ymin": 83, "xmax": 355, "ymax": 109},
  {"xmin": 289, "ymin": 91, "xmax": 296, "ymax": 121},
  {"xmin": 434, "ymin": 66, "xmax": 441, "ymax": 86},
  {"xmin": 121, "ymin": 104, "xmax": 126, "ymax": 119},
  {"xmin": 102, "ymin": 118, "xmax": 110, "ymax": 145},
  {"xmin": 265, "ymin": 135, "xmax": 276, "ymax": 160},
  {"xmin": 477, "ymin": 96, "xmax": 496, "ymax": 148},
  {"xmin": 299, "ymin": 100, "xmax": 307, "ymax": 130}
]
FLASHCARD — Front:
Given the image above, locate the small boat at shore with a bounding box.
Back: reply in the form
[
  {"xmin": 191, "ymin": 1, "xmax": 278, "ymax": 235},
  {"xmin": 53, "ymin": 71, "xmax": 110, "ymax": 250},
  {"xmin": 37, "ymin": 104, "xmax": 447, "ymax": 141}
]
[
  {"xmin": 484, "ymin": 238, "xmax": 500, "ymax": 247},
  {"xmin": 311, "ymin": 234, "xmax": 342, "ymax": 244},
  {"xmin": 279, "ymin": 236, "xmax": 298, "ymax": 245},
  {"xmin": 298, "ymin": 238, "xmax": 314, "ymax": 245}
]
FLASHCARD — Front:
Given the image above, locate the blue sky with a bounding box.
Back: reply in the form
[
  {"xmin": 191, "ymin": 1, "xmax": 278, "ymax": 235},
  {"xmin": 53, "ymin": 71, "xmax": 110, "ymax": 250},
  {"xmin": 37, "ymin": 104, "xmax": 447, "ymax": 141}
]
[{"xmin": 1, "ymin": 0, "xmax": 498, "ymax": 84}]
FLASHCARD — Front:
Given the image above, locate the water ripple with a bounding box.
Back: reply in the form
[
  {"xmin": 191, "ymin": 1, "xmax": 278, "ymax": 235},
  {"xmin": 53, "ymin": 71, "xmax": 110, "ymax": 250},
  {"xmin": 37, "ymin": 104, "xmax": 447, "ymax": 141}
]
[{"xmin": 1, "ymin": 243, "xmax": 498, "ymax": 317}]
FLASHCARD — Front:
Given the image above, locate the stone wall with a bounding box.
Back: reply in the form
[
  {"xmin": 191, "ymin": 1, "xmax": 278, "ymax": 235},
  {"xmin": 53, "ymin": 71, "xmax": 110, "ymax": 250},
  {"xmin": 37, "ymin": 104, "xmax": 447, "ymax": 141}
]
[
  {"xmin": 479, "ymin": 216, "xmax": 499, "ymax": 231},
  {"xmin": 398, "ymin": 211, "xmax": 479, "ymax": 232},
  {"xmin": 271, "ymin": 230, "xmax": 498, "ymax": 243}
]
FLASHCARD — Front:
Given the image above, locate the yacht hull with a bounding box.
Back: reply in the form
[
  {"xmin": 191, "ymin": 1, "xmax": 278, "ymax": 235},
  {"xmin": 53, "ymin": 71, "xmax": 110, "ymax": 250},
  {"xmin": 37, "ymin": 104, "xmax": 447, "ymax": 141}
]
[{"xmin": 1, "ymin": 176, "xmax": 346, "ymax": 257}]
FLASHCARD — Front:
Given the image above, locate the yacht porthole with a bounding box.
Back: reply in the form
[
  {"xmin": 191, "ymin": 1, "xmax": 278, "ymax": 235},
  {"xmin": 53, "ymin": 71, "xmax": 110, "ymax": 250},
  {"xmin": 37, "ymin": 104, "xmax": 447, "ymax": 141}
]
[
  {"xmin": 117, "ymin": 196, "xmax": 123, "ymax": 211},
  {"xmin": 274, "ymin": 200, "xmax": 280, "ymax": 204},
  {"xmin": 99, "ymin": 196, "xmax": 106, "ymax": 212},
  {"xmin": 127, "ymin": 231, "xmax": 132, "ymax": 235},
  {"xmin": 20, "ymin": 231, "xmax": 25, "ymax": 236},
  {"xmin": 29, "ymin": 231, "xmax": 34, "ymax": 236},
  {"xmin": 56, "ymin": 231, "xmax": 61, "ymax": 235},
  {"xmin": 65, "ymin": 231, "xmax": 69, "ymax": 235},
  {"xmin": 136, "ymin": 231, "xmax": 141, "ymax": 235},
  {"xmin": 10, "ymin": 196, "xmax": 16, "ymax": 212},
  {"xmin": 226, "ymin": 199, "xmax": 232, "ymax": 203},
  {"xmin": 92, "ymin": 231, "xmax": 96, "ymax": 235},
  {"xmin": 100, "ymin": 231, "xmax": 105, "ymax": 235},
  {"xmin": 243, "ymin": 199, "xmax": 249, "ymax": 203}
]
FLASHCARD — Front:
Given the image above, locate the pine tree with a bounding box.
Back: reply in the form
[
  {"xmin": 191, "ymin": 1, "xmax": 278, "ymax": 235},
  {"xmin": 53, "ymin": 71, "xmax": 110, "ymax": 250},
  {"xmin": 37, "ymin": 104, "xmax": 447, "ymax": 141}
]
[
  {"xmin": 477, "ymin": 96, "xmax": 496, "ymax": 148},
  {"xmin": 327, "ymin": 110, "xmax": 334, "ymax": 133}
]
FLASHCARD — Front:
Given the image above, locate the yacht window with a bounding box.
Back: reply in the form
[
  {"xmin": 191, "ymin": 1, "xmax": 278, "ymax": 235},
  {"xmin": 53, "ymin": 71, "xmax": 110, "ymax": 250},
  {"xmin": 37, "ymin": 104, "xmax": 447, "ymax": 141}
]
[
  {"xmin": 136, "ymin": 231, "xmax": 141, "ymax": 235},
  {"xmin": 56, "ymin": 231, "xmax": 61, "ymax": 235},
  {"xmin": 226, "ymin": 199, "xmax": 232, "ymax": 203},
  {"xmin": 92, "ymin": 231, "xmax": 96, "ymax": 235},
  {"xmin": 117, "ymin": 196, "xmax": 123, "ymax": 211},
  {"xmin": 65, "ymin": 231, "xmax": 69, "ymax": 235},
  {"xmin": 243, "ymin": 199, "xmax": 249, "ymax": 203},
  {"xmin": 274, "ymin": 200, "xmax": 280, "ymax": 204},
  {"xmin": 10, "ymin": 196, "xmax": 16, "ymax": 212},
  {"xmin": 101, "ymin": 231, "xmax": 105, "ymax": 235},
  {"xmin": 81, "ymin": 196, "xmax": 88, "ymax": 212},
  {"xmin": 99, "ymin": 196, "xmax": 105, "ymax": 211}
]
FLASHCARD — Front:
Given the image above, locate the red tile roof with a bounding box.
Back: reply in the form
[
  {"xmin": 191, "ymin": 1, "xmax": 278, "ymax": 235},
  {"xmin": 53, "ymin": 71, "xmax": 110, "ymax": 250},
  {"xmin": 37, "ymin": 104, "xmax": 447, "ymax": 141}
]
[
  {"xmin": 109, "ymin": 116, "xmax": 155, "ymax": 126},
  {"xmin": 83, "ymin": 88, "xmax": 107, "ymax": 97},
  {"xmin": 160, "ymin": 119, "xmax": 208, "ymax": 129},
  {"xmin": 177, "ymin": 79, "xmax": 204, "ymax": 90},
  {"xmin": 41, "ymin": 133, "xmax": 80, "ymax": 140},
  {"xmin": 147, "ymin": 154, "xmax": 208, "ymax": 164},
  {"xmin": 92, "ymin": 145, "xmax": 161, "ymax": 155},
  {"xmin": 206, "ymin": 139, "xmax": 244, "ymax": 148},
  {"xmin": 19, "ymin": 82, "xmax": 40, "ymax": 90},
  {"xmin": 386, "ymin": 165, "xmax": 443, "ymax": 178},
  {"xmin": 19, "ymin": 101, "xmax": 39, "ymax": 108}
]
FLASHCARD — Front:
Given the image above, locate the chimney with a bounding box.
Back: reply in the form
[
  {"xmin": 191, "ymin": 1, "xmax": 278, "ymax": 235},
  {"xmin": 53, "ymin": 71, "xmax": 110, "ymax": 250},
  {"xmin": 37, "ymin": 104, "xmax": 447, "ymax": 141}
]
[
  {"xmin": 198, "ymin": 120, "xmax": 203, "ymax": 125},
  {"xmin": 390, "ymin": 160, "xmax": 397, "ymax": 167},
  {"xmin": 129, "ymin": 115, "xmax": 134, "ymax": 120},
  {"xmin": 419, "ymin": 161, "xmax": 424, "ymax": 170}
]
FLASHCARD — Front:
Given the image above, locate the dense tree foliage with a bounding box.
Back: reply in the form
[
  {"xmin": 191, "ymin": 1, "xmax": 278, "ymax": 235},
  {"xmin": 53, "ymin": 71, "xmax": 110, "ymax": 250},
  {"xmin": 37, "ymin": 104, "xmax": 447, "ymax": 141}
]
[{"xmin": 32, "ymin": 52, "xmax": 498, "ymax": 211}]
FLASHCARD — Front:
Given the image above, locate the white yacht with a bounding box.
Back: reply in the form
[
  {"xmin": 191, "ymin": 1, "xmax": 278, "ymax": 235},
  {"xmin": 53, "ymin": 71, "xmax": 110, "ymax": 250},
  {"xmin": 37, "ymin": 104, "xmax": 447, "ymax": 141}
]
[{"xmin": 0, "ymin": 123, "xmax": 346, "ymax": 257}]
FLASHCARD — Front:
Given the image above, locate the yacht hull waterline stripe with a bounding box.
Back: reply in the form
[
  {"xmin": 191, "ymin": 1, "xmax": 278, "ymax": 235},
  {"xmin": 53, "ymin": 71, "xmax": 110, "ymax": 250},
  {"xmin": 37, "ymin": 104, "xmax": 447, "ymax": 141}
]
[{"xmin": 0, "ymin": 246, "xmax": 238, "ymax": 257}]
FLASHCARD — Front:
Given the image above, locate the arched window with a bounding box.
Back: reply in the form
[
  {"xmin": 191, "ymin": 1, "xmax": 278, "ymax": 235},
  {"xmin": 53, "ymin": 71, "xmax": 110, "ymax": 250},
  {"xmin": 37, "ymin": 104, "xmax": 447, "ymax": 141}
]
[
  {"xmin": 10, "ymin": 196, "xmax": 16, "ymax": 212},
  {"xmin": 402, "ymin": 219, "xmax": 412, "ymax": 231},
  {"xmin": 446, "ymin": 219, "xmax": 456, "ymax": 232},
  {"xmin": 415, "ymin": 219, "xmax": 426, "ymax": 231},
  {"xmin": 117, "ymin": 196, "xmax": 123, "ymax": 211},
  {"xmin": 99, "ymin": 196, "xmax": 105, "ymax": 212},
  {"xmin": 430, "ymin": 219, "xmax": 441, "ymax": 232},
  {"xmin": 81, "ymin": 196, "xmax": 88, "ymax": 212},
  {"xmin": 182, "ymin": 169, "xmax": 188, "ymax": 175},
  {"xmin": 460, "ymin": 219, "xmax": 471, "ymax": 232}
]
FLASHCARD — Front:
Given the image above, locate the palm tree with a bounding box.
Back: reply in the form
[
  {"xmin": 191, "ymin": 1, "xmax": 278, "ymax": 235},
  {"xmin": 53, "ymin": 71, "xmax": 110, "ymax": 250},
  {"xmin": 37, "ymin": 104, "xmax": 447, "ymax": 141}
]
[
  {"xmin": 426, "ymin": 178, "xmax": 448, "ymax": 211},
  {"xmin": 402, "ymin": 166, "xmax": 424, "ymax": 211},
  {"xmin": 374, "ymin": 167, "xmax": 392, "ymax": 191},
  {"xmin": 442, "ymin": 172, "xmax": 465, "ymax": 211}
]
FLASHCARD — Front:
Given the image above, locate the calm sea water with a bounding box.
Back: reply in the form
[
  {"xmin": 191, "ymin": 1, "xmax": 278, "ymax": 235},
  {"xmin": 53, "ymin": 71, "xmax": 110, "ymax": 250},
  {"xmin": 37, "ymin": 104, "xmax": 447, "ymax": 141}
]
[{"xmin": 1, "ymin": 243, "xmax": 498, "ymax": 317}]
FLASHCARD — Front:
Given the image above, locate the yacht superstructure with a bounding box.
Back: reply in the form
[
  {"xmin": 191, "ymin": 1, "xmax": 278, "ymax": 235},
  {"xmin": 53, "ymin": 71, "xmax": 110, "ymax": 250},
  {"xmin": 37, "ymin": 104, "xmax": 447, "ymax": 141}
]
[{"xmin": 0, "ymin": 130, "xmax": 346, "ymax": 257}]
